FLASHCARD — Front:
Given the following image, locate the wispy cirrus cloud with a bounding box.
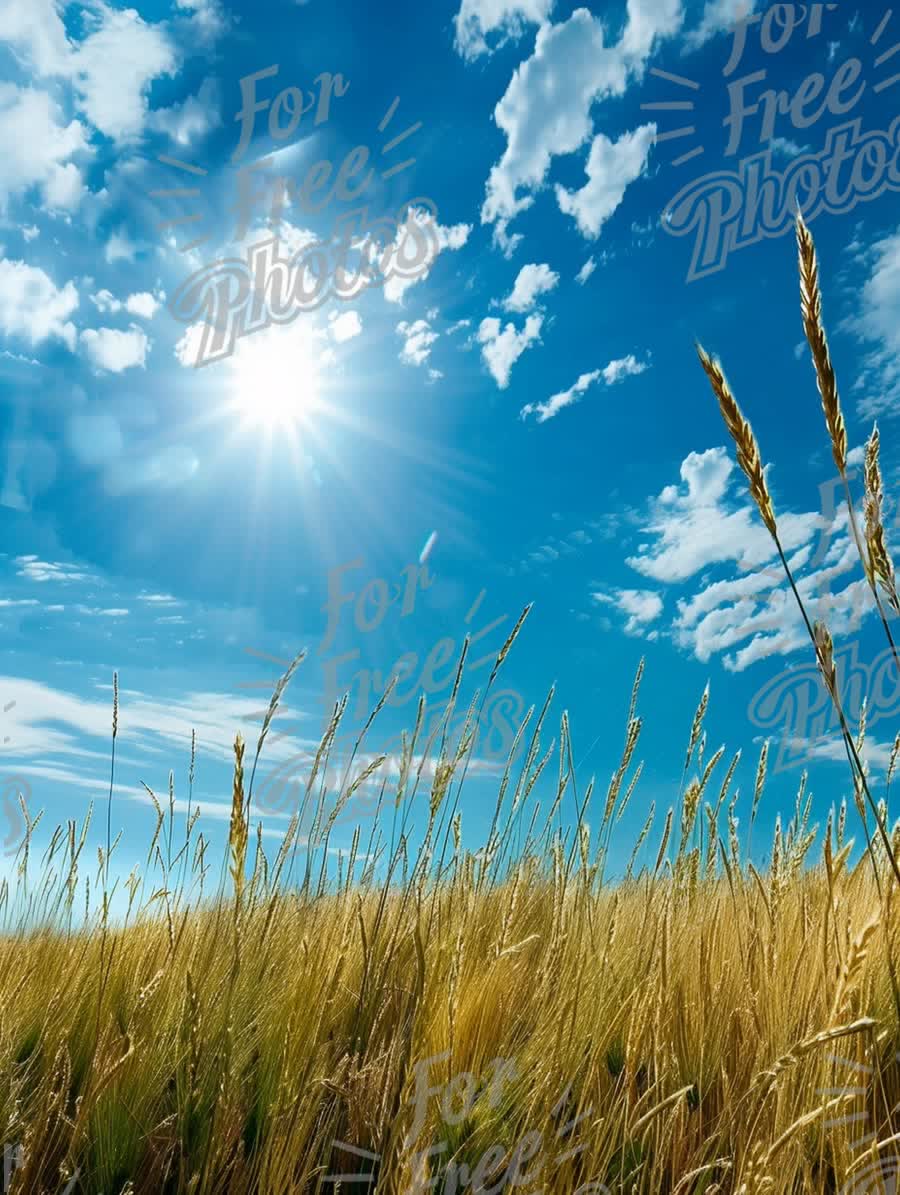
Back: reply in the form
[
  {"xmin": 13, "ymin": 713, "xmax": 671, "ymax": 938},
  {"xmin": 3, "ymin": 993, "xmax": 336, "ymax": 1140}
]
[{"xmin": 520, "ymin": 354, "xmax": 648, "ymax": 422}]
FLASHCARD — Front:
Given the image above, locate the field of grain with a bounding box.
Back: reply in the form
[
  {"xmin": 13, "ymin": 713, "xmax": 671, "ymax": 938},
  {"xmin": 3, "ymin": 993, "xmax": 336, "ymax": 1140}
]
[{"xmin": 2, "ymin": 217, "xmax": 899, "ymax": 1195}]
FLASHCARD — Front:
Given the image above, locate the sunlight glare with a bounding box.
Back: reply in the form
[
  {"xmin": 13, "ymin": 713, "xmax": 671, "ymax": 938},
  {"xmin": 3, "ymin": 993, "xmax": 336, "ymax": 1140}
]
[{"xmin": 227, "ymin": 324, "xmax": 322, "ymax": 433}]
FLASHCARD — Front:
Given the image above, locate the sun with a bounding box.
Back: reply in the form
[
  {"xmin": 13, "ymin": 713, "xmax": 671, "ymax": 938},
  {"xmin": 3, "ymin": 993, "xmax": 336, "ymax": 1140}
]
[{"xmin": 226, "ymin": 324, "xmax": 323, "ymax": 433}]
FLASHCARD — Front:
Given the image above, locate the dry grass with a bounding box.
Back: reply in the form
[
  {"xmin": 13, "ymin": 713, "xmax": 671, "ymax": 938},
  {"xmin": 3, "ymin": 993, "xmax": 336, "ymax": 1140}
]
[
  {"xmin": 3, "ymin": 217, "xmax": 900, "ymax": 1193},
  {"xmin": 2, "ymin": 781, "xmax": 900, "ymax": 1195}
]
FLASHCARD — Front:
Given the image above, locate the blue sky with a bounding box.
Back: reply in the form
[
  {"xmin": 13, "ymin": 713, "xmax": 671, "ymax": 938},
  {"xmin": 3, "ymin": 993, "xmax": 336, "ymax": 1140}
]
[{"xmin": 1, "ymin": 0, "xmax": 900, "ymax": 887}]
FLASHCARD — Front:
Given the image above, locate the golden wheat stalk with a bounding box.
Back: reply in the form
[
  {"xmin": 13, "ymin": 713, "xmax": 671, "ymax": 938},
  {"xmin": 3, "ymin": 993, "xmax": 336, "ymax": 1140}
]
[
  {"xmin": 229, "ymin": 733, "xmax": 248, "ymax": 907},
  {"xmin": 797, "ymin": 211, "xmax": 848, "ymax": 475},
  {"xmin": 698, "ymin": 334, "xmax": 900, "ymax": 899},
  {"xmin": 864, "ymin": 424, "xmax": 900, "ymax": 613},
  {"xmin": 696, "ymin": 346, "xmax": 776, "ymax": 536}
]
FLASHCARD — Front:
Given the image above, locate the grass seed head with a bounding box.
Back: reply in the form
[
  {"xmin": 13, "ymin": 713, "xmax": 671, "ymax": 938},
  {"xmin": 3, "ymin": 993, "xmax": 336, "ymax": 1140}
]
[{"xmin": 697, "ymin": 346, "xmax": 776, "ymax": 537}]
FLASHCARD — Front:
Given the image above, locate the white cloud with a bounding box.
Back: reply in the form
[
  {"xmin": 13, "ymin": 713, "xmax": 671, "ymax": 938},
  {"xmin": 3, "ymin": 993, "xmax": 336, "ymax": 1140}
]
[
  {"xmin": 0, "ymin": 84, "xmax": 90, "ymax": 212},
  {"xmin": 627, "ymin": 448, "xmax": 810, "ymax": 584},
  {"xmin": 105, "ymin": 230, "xmax": 138, "ymax": 264},
  {"xmin": 686, "ymin": 0, "xmax": 757, "ymax": 48},
  {"xmin": 521, "ymin": 355, "xmax": 648, "ymax": 422},
  {"xmin": 125, "ymin": 292, "xmax": 160, "ymax": 319},
  {"xmin": 602, "ymin": 353, "xmax": 648, "ymax": 384},
  {"xmin": 521, "ymin": 368, "xmax": 600, "ymax": 423},
  {"xmin": 620, "ymin": 447, "xmax": 876, "ymax": 672},
  {"xmin": 454, "ymin": 0, "xmax": 554, "ymax": 59},
  {"xmin": 21, "ymin": 224, "xmax": 39, "ymax": 242},
  {"xmin": 174, "ymin": 321, "xmax": 206, "ymax": 367},
  {"xmin": 173, "ymin": 0, "xmax": 228, "ymax": 42},
  {"xmin": 0, "ymin": 259, "xmax": 78, "ymax": 349},
  {"xmin": 770, "ymin": 136, "xmax": 807, "ymax": 159},
  {"xmin": 382, "ymin": 211, "xmax": 472, "ymax": 304},
  {"xmin": 0, "ymin": 672, "xmax": 302, "ymax": 771},
  {"xmin": 503, "ymin": 262, "xmax": 559, "ymax": 312},
  {"xmin": 593, "ymin": 587, "xmax": 663, "ymax": 636},
  {"xmin": 481, "ymin": 2, "xmax": 682, "ymax": 250},
  {"xmin": 575, "ymin": 257, "xmax": 596, "ymax": 284},
  {"xmin": 851, "ymin": 227, "xmax": 900, "ymax": 419},
  {"xmin": 80, "ymin": 325, "xmax": 149, "ymax": 372},
  {"xmin": 477, "ymin": 313, "xmax": 543, "ymax": 388},
  {"xmin": 0, "ymin": 0, "xmax": 70, "ymax": 74},
  {"xmin": 90, "ymin": 289, "xmax": 121, "ymax": 313},
  {"xmin": 43, "ymin": 161, "xmax": 84, "ymax": 209},
  {"xmin": 397, "ymin": 318, "xmax": 439, "ymax": 367},
  {"xmin": 328, "ymin": 310, "xmax": 362, "ymax": 342},
  {"xmin": 147, "ymin": 77, "xmax": 221, "ymax": 146},
  {"xmin": 15, "ymin": 556, "xmax": 92, "ymax": 584},
  {"xmin": 0, "ymin": 3, "xmax": 177, "ymax": 146},
  {"xmin": 529, "ymin": 544, "xmax": 559, "ymax": 565},
  {"xmin": 67, "ymin": 6, "xmax": 177, "ymax": 143},
  {"xmin": 555, "ymin": 124, "xmax": 656, "ymax": 238}
]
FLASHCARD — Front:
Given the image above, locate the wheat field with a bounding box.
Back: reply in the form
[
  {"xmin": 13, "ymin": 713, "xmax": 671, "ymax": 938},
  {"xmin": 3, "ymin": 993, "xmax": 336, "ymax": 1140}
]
[{"xmin": 2, "ymin": 217, "xmax": 900, "ymax": 1195}]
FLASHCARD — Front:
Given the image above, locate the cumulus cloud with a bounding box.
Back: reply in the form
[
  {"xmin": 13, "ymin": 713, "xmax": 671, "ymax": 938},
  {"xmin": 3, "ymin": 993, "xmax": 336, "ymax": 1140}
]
[
  {"xmin": 503, "ymin": 262, "xmax": 559, "ymax": 312},
  {"xmin": 593, "ymin": 587, "xmax": 663, "ymax": 636},
  {"xmin": 453, "ymin": 0, "xmax": 554, "ymax": 60},
  {"xmin": 555, "ymin": 125, "xmax": 656, "ymax": 238},
  {"xmin": 328, "ymin": 310, "xmax": 362, "ymax": 342},
  {"xmin": 90, "ymin": 290, "xmax": 160, "ymax": 319},
  {"xmin": 620, "ymin": 447, "xmax": 876, "ymax": 671},
  {"xmin": 147, "ymin": 77, "xmax": 221, "ymax": 146},
  {"xmin": 477, "ymin": 313, "xmax": 543, "ymax": 388},
  {"xmin": 0, "ymin": 0, "xmax": 70, "ymax": 74},
  {"xmin": 521, "ymin": 354, "xmax": 648, "ymax": 422},
  {"xmin": 0, "ymin": 259, "xmax": 78, "ymax": 349},
  {"xmin": 173, "ymin": 322, "xmax": 207, "ymax": 368},
  {"xmin": 67, "ymin": 7, "xmax": 177, "ymax": 143},
  {"xmin": 80, "ymin": 325, "xmax": 149, "ymax": 372},
  {"xmin": 0, "ymin": 84, "xmax": 90, "ymax": 212},
  {"xmin": 397, "ymin": 319, "xmax": 439, "ymax": 367},
  {"xmin": 382, "ymin": 212, "xmax": 472, "ymax": 304},
  {"xmin": 481, "ymin": 1, "xmax": 682, "ymax": 251},
  {"xmin": 104, "ymin": 230, "xmax": 139, "ymax": 264},
  {"xmin": 626, "ymin": 448, "xmax": 812, "ymax": 584},
  {"xmin": 90, "ymin": 289, "xmax": 121, "ymax": 314},
  {"xmin": 125, "ymin": 292, "xmax": 160, "ymax": 319},
  {"xmin": 1, "ymin": 2, "xmax": 178, "ymax": 146}
]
